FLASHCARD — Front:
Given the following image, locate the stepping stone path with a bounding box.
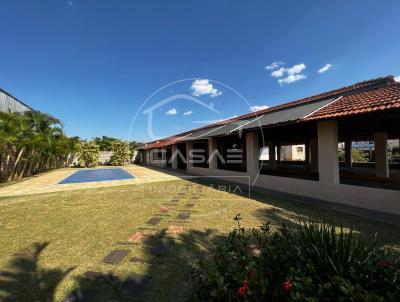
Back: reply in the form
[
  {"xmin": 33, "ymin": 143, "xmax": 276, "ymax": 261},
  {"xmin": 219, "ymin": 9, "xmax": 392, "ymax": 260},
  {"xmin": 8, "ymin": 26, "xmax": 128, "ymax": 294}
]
[
  {"xmin": 147, "ymin": 217, "xmax": 162, "ymax": 225},
  {"xmin": 121, "ymin": 274, "xmax": 152, "ymax": 298},
  {"xmin": 66, "ymin": 184, "xmax": 200, "ymax": 301},
  {"xmin": 102, "ymin": 250, "xmax": 129, "ymax": 264}
]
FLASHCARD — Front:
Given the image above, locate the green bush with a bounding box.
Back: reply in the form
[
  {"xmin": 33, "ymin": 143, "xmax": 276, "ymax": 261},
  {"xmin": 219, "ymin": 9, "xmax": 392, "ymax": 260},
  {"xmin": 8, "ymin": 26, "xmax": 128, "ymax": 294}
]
[
  {"xmin": 109, "ymin": 140, "xmax": 131, "ymax": 166},
  {"xmin": 191, "ymin": 215, "xmax": 400, "ymax": 301},
  {"xmin": 77, "ymin": 141, "xmax": 100, "ymax": 167}
]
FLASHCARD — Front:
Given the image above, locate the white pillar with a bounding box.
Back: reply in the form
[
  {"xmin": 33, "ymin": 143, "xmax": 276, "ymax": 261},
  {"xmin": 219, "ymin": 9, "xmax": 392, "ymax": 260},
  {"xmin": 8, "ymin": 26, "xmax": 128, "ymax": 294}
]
[
  {"xmin": 345, "ymin": 139, "xmax": 352, "ymax": 168},
  {"xmin": 374, "ymin": 132, "xmax": 389, "ymax": 178},
  {"xmin": 171, "ymin": 145, "xmax": 178, "ymax": 169},
  {"xmin": 317, "ymin": 120, "xmax": 339, "ymax": 184},
  {"xmin": 268, "ymin": 141, "xmax": 276, "ymax": 169},
  {"xmin": 208, "ymin": 138, "xmax": 218, "ymax": 169},
  {"xmin": 310, "ymin": 138, "xmax": 318, "ymax": 173},
  {"xmin": 246, "ymin": 132, "xmax": 259, "ymax": 180},
  {"xmin": 186, "ymin": 142, "xmax": 193, "ymax": 171},
  {"xmin": 161, "ymin": 148, "xmax": 167, "ymax": 167}
]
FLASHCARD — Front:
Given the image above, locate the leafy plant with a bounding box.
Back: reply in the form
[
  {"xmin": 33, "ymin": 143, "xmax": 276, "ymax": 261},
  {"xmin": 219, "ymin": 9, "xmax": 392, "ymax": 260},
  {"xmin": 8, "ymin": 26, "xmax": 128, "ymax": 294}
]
[
  {"xmin": 77, "ymin": 141, "xmax": 100, "ymax": 167},
  {"xmin": 0, "ymin": 111, "xmax": 78, "ymax": 182},
  {"xmin": 191, "ymin": 217, "xmax": 400, "ymax": 301},
  {"xmin": 109, "ymin": 140, "xmax": 131, "ymax": 166}
]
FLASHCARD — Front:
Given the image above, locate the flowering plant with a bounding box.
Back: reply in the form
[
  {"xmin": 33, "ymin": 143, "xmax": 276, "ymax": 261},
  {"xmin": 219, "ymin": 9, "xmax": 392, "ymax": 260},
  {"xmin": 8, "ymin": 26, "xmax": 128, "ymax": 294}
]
[{"xmin": 191, "ymin": 216, "xmax": 400, "ymax": 301}]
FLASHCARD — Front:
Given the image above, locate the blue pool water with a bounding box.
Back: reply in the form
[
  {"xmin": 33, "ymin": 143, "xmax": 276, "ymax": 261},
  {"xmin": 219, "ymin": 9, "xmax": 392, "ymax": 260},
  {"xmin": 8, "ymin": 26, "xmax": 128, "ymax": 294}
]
[{"xmin": 59, "ymin": 168, "xmax": 135, "ymax": 184}]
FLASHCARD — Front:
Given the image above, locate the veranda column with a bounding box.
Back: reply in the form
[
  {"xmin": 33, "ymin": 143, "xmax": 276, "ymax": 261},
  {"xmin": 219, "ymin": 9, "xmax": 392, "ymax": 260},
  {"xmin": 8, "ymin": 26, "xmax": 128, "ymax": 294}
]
[
  {"xmin": 309, "ymin": 138, "xmax": 318, "ymax": 172},
  {"xmin": 161, "ymin": 148, "xmax": 167, "ymax": 167},
  {"xmin": 186, "ymin": 142, "xmax": 193, "ymax": 171},
  {"xmin": 171, "ymin": 145, "xmax": 178, "ymax": 169},
  {"xmin": 268, "ymin": 141, "xmax": 276, "ymax": 169},
  {"xmin": 345, "ymin": 139, "xmax": 353, "ymax": 168},
  {"xmin": 208, "ymin": 138, "xmax": 218, "ymax": 169},
  {"xmin": 317, "ymin": 120, "xmax": 339, "ymax": 184},
  {"xmin": 246, "ymin": 132, "xmax": 260, "ymax": 180},
  {"xmin": 374, "ymin": 132, "xmax": 389, "ymax": 178}
]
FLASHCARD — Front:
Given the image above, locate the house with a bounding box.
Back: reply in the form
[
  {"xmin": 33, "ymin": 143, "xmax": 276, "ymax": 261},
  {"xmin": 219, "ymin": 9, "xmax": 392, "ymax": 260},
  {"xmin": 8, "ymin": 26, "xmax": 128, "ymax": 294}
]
[
  {"xmin": 138, "ymin": 76, "xmax": 400, "ymax": 215},
  {"xmin": 0, "ymin": 88, "xmax": 33, "ymax": 113}
]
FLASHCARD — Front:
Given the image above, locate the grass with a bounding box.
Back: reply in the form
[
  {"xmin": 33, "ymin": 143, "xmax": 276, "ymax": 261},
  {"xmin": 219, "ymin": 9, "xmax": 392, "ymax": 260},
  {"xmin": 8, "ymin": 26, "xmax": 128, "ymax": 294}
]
[{"xmin": 0, "ymin": 178, "xmax": 399, "ymax": 302}]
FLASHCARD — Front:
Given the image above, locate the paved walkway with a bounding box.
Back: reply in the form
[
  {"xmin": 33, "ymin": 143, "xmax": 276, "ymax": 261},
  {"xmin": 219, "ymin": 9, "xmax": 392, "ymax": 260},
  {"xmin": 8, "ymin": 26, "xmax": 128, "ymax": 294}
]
[{"xmin": 0, "ymin": 165, "xmax": 187, "ymax": 197}]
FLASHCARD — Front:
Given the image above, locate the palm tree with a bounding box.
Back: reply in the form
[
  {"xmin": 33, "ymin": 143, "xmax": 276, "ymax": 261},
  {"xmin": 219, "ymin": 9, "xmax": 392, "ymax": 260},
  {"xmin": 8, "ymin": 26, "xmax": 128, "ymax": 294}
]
[{"xmin": 0, "ymin": 111, "xmax": 78, "ymax": 182}]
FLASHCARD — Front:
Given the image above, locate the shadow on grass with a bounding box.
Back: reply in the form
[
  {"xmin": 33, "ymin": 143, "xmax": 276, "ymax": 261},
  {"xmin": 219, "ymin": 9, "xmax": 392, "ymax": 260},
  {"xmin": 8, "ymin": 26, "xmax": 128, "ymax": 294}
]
[
  {"xmin": 58, "ymin": 228, "xmax": 225, "ymax": 302},
  {"xmin": 0, "ymin": 242, "xmax": 74, "ymax": 302}
]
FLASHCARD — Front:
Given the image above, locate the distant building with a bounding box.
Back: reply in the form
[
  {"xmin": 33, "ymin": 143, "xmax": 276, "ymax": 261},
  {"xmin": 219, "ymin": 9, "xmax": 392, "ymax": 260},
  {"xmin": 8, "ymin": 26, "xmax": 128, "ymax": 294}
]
[{"xmin": 0, "ymin": 89, "xmax": 33, "ymax": 113}]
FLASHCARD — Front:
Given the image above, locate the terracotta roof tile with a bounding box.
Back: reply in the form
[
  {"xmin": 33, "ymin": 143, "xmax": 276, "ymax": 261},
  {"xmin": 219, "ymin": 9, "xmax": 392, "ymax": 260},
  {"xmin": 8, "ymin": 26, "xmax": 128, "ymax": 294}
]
[
  {"xmin": 304, "ymin": 82, "xmax": 400, "ymax": 121},
  {"xmin": 141, "ymin": 76, "xmax": 398, "ymax": 149}
]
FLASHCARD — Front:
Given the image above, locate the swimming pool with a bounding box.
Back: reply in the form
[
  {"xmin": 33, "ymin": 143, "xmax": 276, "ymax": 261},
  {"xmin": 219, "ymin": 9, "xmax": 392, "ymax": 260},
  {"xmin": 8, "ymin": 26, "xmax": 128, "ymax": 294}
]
[{"xmin": 59, "ymin": 168, "xmax": 135, "ymax": 184}]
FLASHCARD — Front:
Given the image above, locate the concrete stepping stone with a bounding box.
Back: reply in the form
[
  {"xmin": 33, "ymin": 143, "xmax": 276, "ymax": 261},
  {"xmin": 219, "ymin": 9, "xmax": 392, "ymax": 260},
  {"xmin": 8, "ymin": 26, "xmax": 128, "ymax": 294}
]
[
  {"xmin": 151, "ymin": 243, "xmax": 169, "ymax": 256},
  {"xmin": 102, "ymin": 250, "xmax": 129, "ymax": 264},
  {"xmin": 121, "ymin": 274, "xmax": 151, "ymax": 298},
  {"xmin": 177, "ymin": 212, "xmax": 191, "ymax": 220},
  {"xmin": 147, "ymin": 217, "xmax": 162, "ymax": 225},
  {"xmin": 62, "ymin": 288, "xmax": 96, "ymax": 302},
  {"xmin": 160, "ymin": 207, "xmax": 170, "ymax": 213},
  {"xmin": 166, "ymin": 225, "xmax": 184, "ymax": 237},
  {"xmin": 128, "ymin": 232, "xmax": 149, "ymax": 243}
]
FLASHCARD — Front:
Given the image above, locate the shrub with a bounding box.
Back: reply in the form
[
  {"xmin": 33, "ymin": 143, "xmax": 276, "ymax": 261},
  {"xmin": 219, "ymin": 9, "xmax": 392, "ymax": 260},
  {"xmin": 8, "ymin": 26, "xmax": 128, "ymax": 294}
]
[
  {"xmin": 77, "ymin": 141, "xmax": 100, "ymax": 167},
  {"xmin": 109, "ymin": 140, "xmax": 131, "ymax": 166},
  {"xmin": 191, "ymin": 215, "xmax": 400, "ymax": 301}
]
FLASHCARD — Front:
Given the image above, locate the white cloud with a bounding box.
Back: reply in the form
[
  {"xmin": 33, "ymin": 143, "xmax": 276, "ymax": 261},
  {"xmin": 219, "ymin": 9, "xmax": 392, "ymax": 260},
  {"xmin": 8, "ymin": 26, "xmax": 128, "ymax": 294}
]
[
  {"xmin": 250, "ymin": 105, "xmax": 269, "ymax": 112},
  {"xmin": 265, "ymin": 61, "xmax": 285, "ymax": 70},
  {"xmin": 394, "ymin": 76, "xmax": 400, "ymax": 82},
  {"xmin": 190, "ymin": 79, "xmax": 222, "ymax": 97},
  {"xmin": 68, "ymin": 0, "xmax": 73, "ymax": 7},
  {"xmin": 271, "ymin": 67, "xmax": 286, "ymax": 78},
  {"xmin": 183, "ymin": 110, "xmax": 193, "ymax": 116},
  {"xmin": 278, "ymin": 74, "xmax": 307, "ymax": 85},
  {"xmin": 318, "ymin": 63, "xmax": 332, "ymax": 74},
  {"xmin": 166, "ymin": 108, "xmax": 177, "ymax": 115},
  {"xmin": 267, "ymin": 63, "xmax": 307, "ymax": 85},
  {"xmin": 286, "ymin": 63, "xmax": 306, "ymax": 76}
]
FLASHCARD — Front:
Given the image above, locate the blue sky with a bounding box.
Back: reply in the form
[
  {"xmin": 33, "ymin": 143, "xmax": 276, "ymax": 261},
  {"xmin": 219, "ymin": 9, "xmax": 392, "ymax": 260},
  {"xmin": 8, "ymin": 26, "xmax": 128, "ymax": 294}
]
[{"xmin": 1, "ymin": 1, "xmax": 399, "ymax": 142}]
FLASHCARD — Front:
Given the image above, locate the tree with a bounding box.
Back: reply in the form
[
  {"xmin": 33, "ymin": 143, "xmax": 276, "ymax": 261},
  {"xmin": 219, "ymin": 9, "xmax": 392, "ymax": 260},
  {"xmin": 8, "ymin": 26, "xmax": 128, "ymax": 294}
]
[
  {"xmin": 0, "ymin": 111, "xmax": 76, "ymax": 182},
  {"xmin": 338, "ymin": 148, "xmax": 369, "ymax": 163},
  {"xmin": 93, "ymin": 136, "xmax": 118, "ymax": 151},
  {"xmin": 76, "ymin": 141, "xmax": 100, "ymax": 167},
  {"xmin": 109, "ymin": 140, "xmax": 131, "ymax": 166}
]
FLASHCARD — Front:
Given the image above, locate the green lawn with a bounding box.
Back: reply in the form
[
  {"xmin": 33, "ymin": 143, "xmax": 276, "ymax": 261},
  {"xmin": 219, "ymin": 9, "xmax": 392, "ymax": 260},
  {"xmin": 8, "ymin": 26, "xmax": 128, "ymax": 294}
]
[{"xmin": 0, "ymin": 179, "xmax": 399, "ymax": 302}]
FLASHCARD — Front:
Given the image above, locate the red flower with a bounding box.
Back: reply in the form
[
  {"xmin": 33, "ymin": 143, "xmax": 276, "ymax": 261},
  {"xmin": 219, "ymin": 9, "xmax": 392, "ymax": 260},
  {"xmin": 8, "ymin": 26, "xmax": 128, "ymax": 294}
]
[
  {"xmin": 237, "ymin": 280, "xmax": 249, "ymax": 297},
  {"xmin": 281, "ymin": 280, "xmax": 293, "ymax": 292}
]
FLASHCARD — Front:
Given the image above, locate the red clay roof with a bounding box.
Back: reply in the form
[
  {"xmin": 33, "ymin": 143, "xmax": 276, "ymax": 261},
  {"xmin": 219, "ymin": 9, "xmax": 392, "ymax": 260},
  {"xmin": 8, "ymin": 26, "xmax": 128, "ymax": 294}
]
[
  {"xmin": 141, "ymin": 76, "xmax": 398, "ymax": 149},
  {"xmin": 304, "ymin": 82, "xmax": 400, "ymax": 121}
]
